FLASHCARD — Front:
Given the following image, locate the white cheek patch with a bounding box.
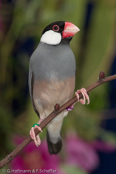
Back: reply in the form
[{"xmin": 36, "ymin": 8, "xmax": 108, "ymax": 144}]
[{"xmin": 40, "ymin": 30, "xmax": 62, "ymax": 45}]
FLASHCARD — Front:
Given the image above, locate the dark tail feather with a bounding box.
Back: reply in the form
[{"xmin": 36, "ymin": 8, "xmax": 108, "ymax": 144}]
[{"xmin": 47, "ymin": 131, "xmax": 62, "ymax": 155}]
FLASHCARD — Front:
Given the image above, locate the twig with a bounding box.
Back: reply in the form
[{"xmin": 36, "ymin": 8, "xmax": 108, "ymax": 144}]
[{"xmin": 0, "ymin": 71, "xmax": 116, "ymax": 168}]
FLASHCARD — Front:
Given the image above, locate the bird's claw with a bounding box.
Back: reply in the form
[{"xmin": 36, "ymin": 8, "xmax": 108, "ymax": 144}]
[
  {"xmin": 75, "ymin": 88, "xmax": 90, "ymax": 105},
  {"xmin": 30, "ymin": 125, "xmax": 42, "ymax": 147},
  {"xmin": 66, "ymin": 88, "xmax": 90, "ymax": 112}
]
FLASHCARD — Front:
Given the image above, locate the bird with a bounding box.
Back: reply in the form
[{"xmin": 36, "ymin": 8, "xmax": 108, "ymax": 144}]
[{"xmin": 29, "ymin": 21, "xmax": 90, "ymax": 154}]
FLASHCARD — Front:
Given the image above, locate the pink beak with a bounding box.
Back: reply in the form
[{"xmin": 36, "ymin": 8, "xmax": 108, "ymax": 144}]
[{"xmin": 62, "ymin": 22, "xmax": 80, "ymax": 38}]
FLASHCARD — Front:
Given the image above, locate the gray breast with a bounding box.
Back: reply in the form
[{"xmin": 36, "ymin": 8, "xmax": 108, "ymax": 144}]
[{"xmin": 30, "ymin": 42, "xmax": 76, "ymax": 81}]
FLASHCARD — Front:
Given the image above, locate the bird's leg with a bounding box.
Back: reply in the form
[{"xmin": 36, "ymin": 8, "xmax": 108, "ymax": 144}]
[
  {"xmin": 67, "ymin": 88, "xmax": 90, "ymax": 111},
  {"xmin": 30, "ymin": 118, "xmax": 44, "ymax": 147}
]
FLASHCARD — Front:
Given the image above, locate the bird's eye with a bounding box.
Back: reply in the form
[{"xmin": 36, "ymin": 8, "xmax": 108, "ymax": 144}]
[{"xmin": 52, "ymin": 25, "xmax": 59, "ymax": 31}]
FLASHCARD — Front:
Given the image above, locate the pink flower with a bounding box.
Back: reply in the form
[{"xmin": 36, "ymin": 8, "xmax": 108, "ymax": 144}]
[
  {"xmin": 10, "ymin": 136, "xmax": 64, "ymax": 174},
  {"xmin": 65, "ymin": 133, "xmax": 99, "ymax": 172},
  {"xmin": 91, "ymin": 140, "xmax": 116, "ymax": 153},
  {"xmin": 64, "ymin": 132, "xmax": 116, "ymax": 172}
]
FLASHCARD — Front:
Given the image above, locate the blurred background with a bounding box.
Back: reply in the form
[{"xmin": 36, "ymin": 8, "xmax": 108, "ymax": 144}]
[{"xmin": 0, "ymin": 0, "xmax": 116, "ymax": 173}]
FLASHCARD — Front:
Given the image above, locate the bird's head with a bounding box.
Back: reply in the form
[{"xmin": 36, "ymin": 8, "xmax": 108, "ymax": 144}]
[{"xmin": 40, "ymin": 21, "xmax": 80, "ymax": 45}]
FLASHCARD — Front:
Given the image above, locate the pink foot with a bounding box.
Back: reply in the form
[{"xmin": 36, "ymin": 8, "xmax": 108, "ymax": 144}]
[
  {"xmin": 75, "ymin": 88, "xmax": 90, "ymax": 105},
  {"xmin": 30, "ymin": 119, "xmax": 43, "ymax": 147},
  {"xmin": 67, "ymin": 88, "xmax": 90, "ymax": 112}
]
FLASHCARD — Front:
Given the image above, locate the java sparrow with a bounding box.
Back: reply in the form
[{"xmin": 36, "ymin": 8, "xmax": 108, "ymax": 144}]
[{"xmin": 29, "ymin": 21, "xmax": 90, "ymax": 154}]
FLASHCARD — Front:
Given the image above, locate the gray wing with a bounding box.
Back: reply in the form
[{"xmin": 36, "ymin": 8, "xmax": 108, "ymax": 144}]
[{"xmin": 29, "ymin": 70, "xmax": 40, "ymax": 118}]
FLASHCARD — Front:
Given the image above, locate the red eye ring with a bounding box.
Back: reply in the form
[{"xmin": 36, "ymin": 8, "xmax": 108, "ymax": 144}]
[{"xmin": 52, "ymin": 25, "xmax": 59, "ymax": 31}]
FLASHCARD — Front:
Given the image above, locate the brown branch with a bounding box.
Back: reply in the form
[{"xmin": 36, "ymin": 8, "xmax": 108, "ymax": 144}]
[{"xmin": 0, "ymin": 71, "xmax": 116, "ymax": 169}]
